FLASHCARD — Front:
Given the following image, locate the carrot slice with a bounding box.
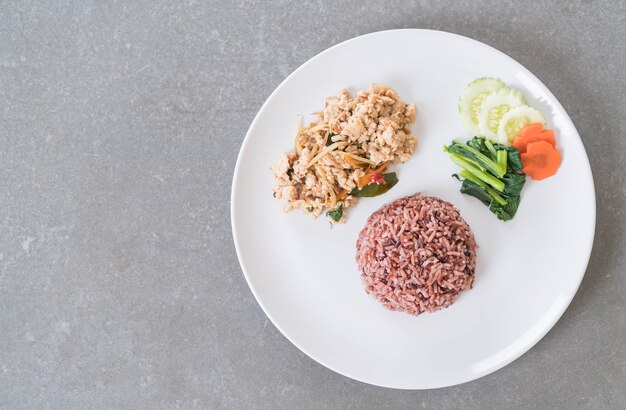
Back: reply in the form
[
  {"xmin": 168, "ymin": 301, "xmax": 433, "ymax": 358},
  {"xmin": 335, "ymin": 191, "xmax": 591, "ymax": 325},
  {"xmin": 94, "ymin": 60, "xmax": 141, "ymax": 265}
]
[
  {"xmin": 514, "ymin": 124, "xmax": 557, "ymax": 153},
  {"xmin": 521, "ymin": 140, "xmax": 561, "ymax": 180},
  {"xmin": 357, "ymin": 162, "xmax": 388, "ymax": 189},
  {"xmin": 520, "ymin": 123, "xmax": 544, "ymax": 139}
]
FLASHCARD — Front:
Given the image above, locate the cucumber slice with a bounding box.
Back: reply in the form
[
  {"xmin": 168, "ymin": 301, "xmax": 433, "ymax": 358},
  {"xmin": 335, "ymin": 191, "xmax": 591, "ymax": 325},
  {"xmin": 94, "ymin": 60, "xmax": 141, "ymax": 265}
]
[
  {"xmin": 478, "ymin": 87, "xmax": 526, "ymax": 141},
  {"xmin": 497, "ymin": 105, "xmax": 545, "ymax": 144},
  {"xmin": 458, "ymin": 77, "xmax": 505, "ymax": 134}
]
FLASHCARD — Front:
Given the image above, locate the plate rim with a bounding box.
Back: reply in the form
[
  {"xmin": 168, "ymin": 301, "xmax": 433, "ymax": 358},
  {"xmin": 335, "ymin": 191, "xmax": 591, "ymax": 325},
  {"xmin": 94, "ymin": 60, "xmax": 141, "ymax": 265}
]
[{"xmin": 230, "ymin": 28, "xmax": 597, "ymax": 389}]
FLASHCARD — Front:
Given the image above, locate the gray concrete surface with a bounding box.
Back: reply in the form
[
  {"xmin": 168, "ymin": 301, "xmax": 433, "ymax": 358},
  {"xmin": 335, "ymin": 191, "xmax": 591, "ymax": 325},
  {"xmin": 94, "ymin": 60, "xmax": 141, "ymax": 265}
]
[{"xmin": 1, "ymin": 1, "xmax": 625, "ymax": 409}]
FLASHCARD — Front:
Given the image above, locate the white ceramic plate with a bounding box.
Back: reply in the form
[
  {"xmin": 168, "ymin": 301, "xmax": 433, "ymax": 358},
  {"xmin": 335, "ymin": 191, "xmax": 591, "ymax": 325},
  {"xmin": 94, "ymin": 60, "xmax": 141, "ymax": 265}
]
[{"xmin": 231, "ymin": 29, "xmax": 595, "ymax": 389}]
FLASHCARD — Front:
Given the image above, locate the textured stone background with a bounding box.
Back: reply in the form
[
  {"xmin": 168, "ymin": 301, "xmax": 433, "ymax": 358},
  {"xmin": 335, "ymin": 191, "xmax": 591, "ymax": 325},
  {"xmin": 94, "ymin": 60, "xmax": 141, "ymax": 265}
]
[{"xmin": 1, "ymin": 1, "xmax": 624, "ymax": 409}]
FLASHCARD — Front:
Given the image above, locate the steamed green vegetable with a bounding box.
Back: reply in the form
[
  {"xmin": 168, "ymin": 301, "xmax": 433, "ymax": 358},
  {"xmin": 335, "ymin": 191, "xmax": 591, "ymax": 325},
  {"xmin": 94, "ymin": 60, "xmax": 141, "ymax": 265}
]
[{"xmin": 445, "ymin": 137, "xmax": 525, "ymax": 221}]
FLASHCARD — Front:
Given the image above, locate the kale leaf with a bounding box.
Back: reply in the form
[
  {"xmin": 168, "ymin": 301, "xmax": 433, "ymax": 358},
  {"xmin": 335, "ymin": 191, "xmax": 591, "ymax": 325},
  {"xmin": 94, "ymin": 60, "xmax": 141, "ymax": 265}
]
[{"xmin": 445, "ymin": 137, "xmax": 526, "ymax": 221}]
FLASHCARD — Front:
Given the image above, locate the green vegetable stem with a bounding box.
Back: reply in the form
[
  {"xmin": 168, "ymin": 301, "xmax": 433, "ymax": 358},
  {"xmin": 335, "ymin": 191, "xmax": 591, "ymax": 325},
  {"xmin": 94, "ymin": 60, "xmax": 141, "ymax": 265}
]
[{"xmin": 445, "ymin": 137, "xmax": 526, "ymax": 221}]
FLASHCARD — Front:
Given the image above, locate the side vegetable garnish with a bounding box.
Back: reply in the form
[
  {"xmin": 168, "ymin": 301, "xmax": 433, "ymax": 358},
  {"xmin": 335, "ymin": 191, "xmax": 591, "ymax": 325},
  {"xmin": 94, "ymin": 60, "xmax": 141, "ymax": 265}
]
[
  {"xmin": 520, "ymin": 141, "xmax": 561, "ymax": 181},
  {"xmin": 458, "ymin": 77, "xmax": 546, "ymax": 145},
  {"xmin": 514, "ymin": 123, "xmax": 562, "ymax": 181},
  {"xmin": 477, "ymin": 87, "xmax": 527, "ymax": 142},
  {"xmin": 445, "ymin": 137, "xmax": 526, "ymax": 221},
  {"xmin": 452, "ymin": 81, "xmax": 562, "ymax": 221},
  {"xmin": 458, "ymin": 77, "xmax": 505, "ymax": 134},
  {"xmin": 512, "ymin": 122, "xmax": 556, "ymax": 152},
  {"xmin": 497, "ymin": 105, "xmax": 544, "ymax": 145}
]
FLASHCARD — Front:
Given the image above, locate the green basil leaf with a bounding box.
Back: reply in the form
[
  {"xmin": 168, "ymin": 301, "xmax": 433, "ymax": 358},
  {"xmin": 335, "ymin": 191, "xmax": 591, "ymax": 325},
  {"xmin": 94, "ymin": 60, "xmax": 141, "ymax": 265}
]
[
  {"xmin": 325, "ymin": 202, "xmax": 343, "ymax": 222},
  {"xmin": 326, "ymin": 133, "xmax": 337, "ymax": 146},
  {"xmin": 350, "ymin": 172, "xmax": 399, "ymax": 197}
]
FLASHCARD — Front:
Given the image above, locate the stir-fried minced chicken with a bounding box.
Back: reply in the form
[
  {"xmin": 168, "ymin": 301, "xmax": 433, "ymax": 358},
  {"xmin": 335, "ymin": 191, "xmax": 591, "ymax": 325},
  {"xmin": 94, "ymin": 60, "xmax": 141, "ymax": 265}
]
[{"xmin": 272, "ymin": 84, "xmax": 417, "ymax": 223}]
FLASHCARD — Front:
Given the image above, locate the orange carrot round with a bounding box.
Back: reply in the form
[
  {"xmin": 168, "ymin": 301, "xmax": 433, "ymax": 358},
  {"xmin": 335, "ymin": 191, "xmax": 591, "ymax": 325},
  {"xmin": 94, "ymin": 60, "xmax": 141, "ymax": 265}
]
[
  {"xmin": 513, "ymin": 123, "xmax": 556, "ymax": 153},
  {"xmin": 521, "ymin": 140, "xmax": 561, "ymax": 180},
  {"xmin": 520, "ymin": 123, "xmax": 544, "ymax": 139}
]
